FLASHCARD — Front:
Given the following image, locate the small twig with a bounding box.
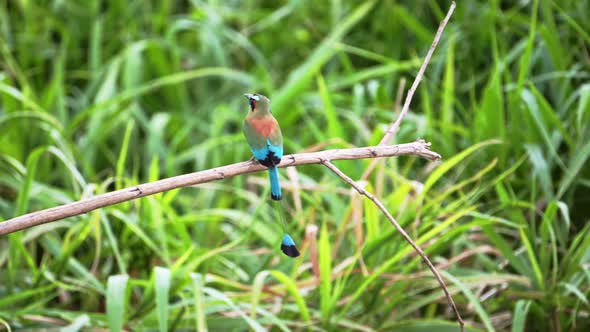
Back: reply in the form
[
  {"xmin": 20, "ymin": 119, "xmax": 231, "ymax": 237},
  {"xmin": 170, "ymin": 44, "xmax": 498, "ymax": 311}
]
[
  {"xmin": 393, "ymin": 78, "xmax": 407, "ymax": 115},
  {"xmin": 321, "ymin": 160, "xmax": 465, "ymax": 332},
  {"xmin": 380, "ymin": 1, "xmax": 456, "ymax": 144},
  {"xmin": 0, "ymin": 141, "xmax": 439, "ymax": 236},
  {"xmin": 352, "ymin": 3, "xmax": 462, "ymax": 327},
  {"xmin": 360, "ymin": 1, "xmax": 455, "ymax": 182},
  {"xmin": 380, "ymin": 76, "xmax": 407, "ymax": 145},
  {"xmin": 360, "ymin": 78, "xmax": 406, "ymax": 181}
]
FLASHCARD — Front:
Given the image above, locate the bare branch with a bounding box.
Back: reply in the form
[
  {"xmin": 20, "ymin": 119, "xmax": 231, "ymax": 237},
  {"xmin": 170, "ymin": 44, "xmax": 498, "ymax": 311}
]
[
  {"xmin": 360, "ymin": 1, "xmax": 456, "ymax": 182},
  {"xmin": 0, "ymin": 140, "xmax": 439, "ymax": 236},
  {"xmin": 344, "ymin": 3, "xmax": 463, "ymax": 329},
  {"xmin": 321, "ymin": 160, "xmax": 465, "ymax": 332},
  {"xmin": 380, "ymin": 1, "xmax": 456, "ymax": 144},
  {"xmin": 360, "ymin": 78, "xmax": 406, "ymax": 181}
]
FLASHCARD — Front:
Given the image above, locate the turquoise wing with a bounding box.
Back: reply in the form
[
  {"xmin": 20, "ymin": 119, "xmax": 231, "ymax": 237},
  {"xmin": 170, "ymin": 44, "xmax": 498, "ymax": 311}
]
[{"xmin": 267, "ymin": 124, "xmax": 283, "ymax": 159}]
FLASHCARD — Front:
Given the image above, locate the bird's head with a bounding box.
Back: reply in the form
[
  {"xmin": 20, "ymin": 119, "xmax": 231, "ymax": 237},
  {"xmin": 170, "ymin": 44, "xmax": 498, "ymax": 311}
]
[{"xmin": 244, "ymin": 93, "xmax": 270, "ymax": 113}]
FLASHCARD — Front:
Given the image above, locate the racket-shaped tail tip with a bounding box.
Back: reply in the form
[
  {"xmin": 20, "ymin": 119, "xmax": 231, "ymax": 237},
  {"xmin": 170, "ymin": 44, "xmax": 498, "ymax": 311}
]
[{"xmin": 280, "ymin": 233, "xmax": 300, "ymax": 258}]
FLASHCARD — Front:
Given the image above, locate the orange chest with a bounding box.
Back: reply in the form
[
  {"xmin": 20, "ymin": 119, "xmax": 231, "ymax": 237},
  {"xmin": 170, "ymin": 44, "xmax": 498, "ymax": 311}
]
[{"xmin": 248, "ymin": 117, "xmax": 277, "ymax": 138}]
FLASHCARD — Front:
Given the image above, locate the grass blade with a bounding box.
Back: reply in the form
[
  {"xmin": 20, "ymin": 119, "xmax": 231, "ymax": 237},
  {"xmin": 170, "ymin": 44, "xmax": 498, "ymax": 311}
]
[
  {"xmin": 107, "ymin": 274, "xmax": 130, "ymax": 332},
  {"xmin": 512, "ymin": 300, "xmax": 532, "ymax": 332},
  {"xmin": 272, "ymin": 0, "xmax": 376, "ymax": 113},
  {"xmin": 319, "ymin": 222, "xmax": 333, "ymax": 324},
  {"xmin": 441, "ymin": 271, "xmax": 495, "ymax": 332},
  {"xmin": 270, "ymin": 270, "xmax": 311, "ymax": 323},
  {"xmin": 192, "ymin": 273, "xmax": 208, "ymax": 332},
  {"xmin": 155, "ymin": 266, "xmax": 171, "ymax": 332}
]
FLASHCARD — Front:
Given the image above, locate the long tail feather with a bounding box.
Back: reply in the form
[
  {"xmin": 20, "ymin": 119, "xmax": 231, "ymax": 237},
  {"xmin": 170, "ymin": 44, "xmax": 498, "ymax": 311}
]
[
  {"xmin": 268, "ymin": 166, "xmax": 282, "ymax": 200},
  {"xmin": 274, "ymin": 200, "xmax": 300, "ymax": 258},
  {"xmin": 281, "ymin": 233, "xmax": 300, "ymax": 257}
]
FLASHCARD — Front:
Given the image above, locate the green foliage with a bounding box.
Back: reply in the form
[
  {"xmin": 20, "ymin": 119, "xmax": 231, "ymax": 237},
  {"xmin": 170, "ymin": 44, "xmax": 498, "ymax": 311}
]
[
  {"xmin": 1, "ymin": 0, "xmax": 589, "ymax": 331},
  {"xmin": 107, "ymin": 274, "xmax": 130, "ymax": 332}
]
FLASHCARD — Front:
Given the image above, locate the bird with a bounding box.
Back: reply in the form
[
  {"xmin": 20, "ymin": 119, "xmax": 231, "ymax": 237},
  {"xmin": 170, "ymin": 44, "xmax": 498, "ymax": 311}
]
[{"xmin": 242, "ymin": 93, "xmax": 300, "ymax": 258}]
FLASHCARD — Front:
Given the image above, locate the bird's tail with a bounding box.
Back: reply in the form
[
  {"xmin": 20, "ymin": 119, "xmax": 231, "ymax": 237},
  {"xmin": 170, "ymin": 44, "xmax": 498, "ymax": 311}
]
[
  {"xmin": 274, "ymin": 200, "xmax": 300, "ymax": 258},
  {"xmin": 281, "ymin": 233, "xmax": 300, "ymax": 258},
  {"xmin": 268, "ymin": 166, "xmax": 282, "ymax": 201}
]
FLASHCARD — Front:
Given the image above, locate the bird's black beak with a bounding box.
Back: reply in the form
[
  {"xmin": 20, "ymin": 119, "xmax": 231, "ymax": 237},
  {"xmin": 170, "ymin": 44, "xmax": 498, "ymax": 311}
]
[{"xmin": 244, "ymin": 93, "xmax": 256, "ymax": 110}]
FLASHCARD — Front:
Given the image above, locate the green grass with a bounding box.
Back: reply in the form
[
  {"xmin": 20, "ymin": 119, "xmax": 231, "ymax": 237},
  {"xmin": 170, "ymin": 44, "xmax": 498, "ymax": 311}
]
[{"xmin": 1, "ymin": 0, "xmax": 590, "ymax": 331}]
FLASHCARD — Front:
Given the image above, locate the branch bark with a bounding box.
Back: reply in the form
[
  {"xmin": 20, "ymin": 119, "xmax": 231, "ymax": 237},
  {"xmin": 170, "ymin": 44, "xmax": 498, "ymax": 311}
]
[
  {"xmin": 329, "ymin": 2, "xmax": 463, "ymax": 330},
  {"xmin": 0, "ymin": 140, "xmax": 439, "ymax": 236},
  {"xmin": 322, "ymin": 160, "xmax": 465, "ymax": 332}
]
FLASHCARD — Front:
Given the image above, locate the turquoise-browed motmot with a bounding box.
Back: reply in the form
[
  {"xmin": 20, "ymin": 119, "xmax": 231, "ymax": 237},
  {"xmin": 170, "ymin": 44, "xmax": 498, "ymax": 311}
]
[{"xmin": 242, "ymin": 93, "xmax": 300, "ymax": 257}]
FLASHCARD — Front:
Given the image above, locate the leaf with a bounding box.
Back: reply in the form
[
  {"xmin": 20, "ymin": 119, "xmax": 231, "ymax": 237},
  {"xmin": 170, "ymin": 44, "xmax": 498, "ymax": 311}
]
[
  {"xmin": 116, "ymin": 120, "xmax": 135, "ymax": 190},
  {"xmin": 272, "ymin": 1, "xmax": 376, "ymax": 113},
  {"xmin": 317, "ymin": 75, "xmax": 343, "ymax": 139},
  {"xmin": 107, "ymin": 274, "xmax": 130, "ymax": 332},
  {"xmin": 155, "ymin": 266, "xmax": 171, "ymax": 332},
  {"xmin": 421, "ymin": 140, "xmax": 501, "ymax": 196},
  {"xmin": 250, "ymin": 270, "xmax": 271, "ymax": 320},
  {"xmin": 557, "ymin": 139, "xmax": 590, "ymax": 199},
  {"xmin": 192, "ymin": 273, "xmax": 208, "ymax": 332},
  {"xmin": 319, "ymin": 222, "xmax": 333, "ymax": 323},
  {"xmin": 270, "ymin": 270, "xmax": 311, "ymax": 323},
  {"xmin": 441, "ymin": 271, "xmax": 495, "ymax": 332},
  {"xmin": 512, "ymin": 300, "xmax": 532, "ymax": 332},
  {"xmin": 204, "ymin": 288, "xmax": 266, "ymax": 332},
  {"xmin": 441, "ymin": 33, "xmax": 455, "ymax": 153},
  {"xmin": 519, "ymin": 227, "xmax": 545, "ymax": 290},
  {"xmin": 61, "ymin": 315, "xmax": 90, "ymax": 332},
  {"xmin": 560, "ymin": 282, "xmax": 589, "ymax": 305}
]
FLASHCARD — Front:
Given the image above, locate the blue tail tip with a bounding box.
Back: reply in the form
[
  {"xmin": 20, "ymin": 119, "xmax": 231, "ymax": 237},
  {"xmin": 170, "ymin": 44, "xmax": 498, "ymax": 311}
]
[{"xmin": 281, "ymin": 234, "xmax": 300, "ymax": 258}]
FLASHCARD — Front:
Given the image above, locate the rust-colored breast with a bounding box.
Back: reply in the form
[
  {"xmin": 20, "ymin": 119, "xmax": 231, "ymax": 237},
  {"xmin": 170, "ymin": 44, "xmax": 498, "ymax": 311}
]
[{"xmin": 248, "ymin": 117, "xmax": 277, "ymax": 138}]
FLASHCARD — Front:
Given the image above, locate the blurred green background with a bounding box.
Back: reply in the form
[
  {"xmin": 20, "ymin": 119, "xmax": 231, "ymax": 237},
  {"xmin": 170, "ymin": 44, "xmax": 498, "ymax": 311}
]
[{"xmin": 1, "ymin": 0, "xmax": 589, "ymax": 331}]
